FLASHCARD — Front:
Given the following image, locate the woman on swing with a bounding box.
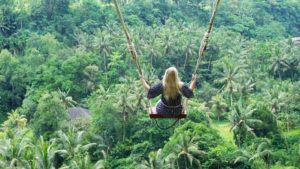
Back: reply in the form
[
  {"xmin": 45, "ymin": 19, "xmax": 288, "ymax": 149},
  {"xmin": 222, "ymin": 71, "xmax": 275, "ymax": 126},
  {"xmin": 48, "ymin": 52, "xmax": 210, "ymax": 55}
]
[{"xmin": 140, "ymin": 67, "xmax": 197, "ymax": 116}]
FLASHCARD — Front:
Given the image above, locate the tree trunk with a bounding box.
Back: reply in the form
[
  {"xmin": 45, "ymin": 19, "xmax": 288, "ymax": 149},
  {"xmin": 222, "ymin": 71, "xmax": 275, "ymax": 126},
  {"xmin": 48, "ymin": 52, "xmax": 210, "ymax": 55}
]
[
  {"xmin": 150, "ymin": 53, "xmax": 153, "ymax": 66},
  {"xmin": 103, "ymin": 54, "xmax": 107, "ymax": 73},
  {"xmin": 185, "ymin": 155, "xmax": 188, "ymax": 169},
  {"xmin": 208, "ymin": 54, "xmax": 212, "ymax": 71},
  {"xmin": 184, "ymin": 53, "xmax": 189, "ymax": 69},
  {"xmin": 265, "ymin": 156, "xmax": 270, "ymax": 169},
  {"xmin": 286, "ymin": 112, "xmax": 290, "ymax": 134},
  {"xmin": 230, "ymin": 90, "xmax": 233, "ymax": 107},
  {"xmin": 122, "ymin": 108, "xmax": 127, "ymax": 141}
]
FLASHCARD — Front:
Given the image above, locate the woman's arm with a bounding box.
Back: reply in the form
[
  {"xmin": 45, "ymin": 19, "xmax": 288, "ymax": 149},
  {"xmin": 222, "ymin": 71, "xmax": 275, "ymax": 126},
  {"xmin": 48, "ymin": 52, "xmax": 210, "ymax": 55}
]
[{"xmin": 140, "ymin": 75, "xmax": 150, "ymax": 91}]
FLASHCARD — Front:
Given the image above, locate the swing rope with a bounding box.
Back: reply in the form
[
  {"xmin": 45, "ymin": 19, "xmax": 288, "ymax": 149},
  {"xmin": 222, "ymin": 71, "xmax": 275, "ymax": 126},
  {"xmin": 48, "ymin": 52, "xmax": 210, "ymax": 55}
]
[
  {"xmin": 113, "ymin": 0, "xmax": 153, "ymax": 126},
  {"xmin": 113, "ymin": 0, "xmax": 143, "ymax": 76},
  {"xmin": 183, "ymin": 0, "xmax": 221, "ymax": 109},
  {"xmin": 193, "ymin": 0, "xmax": 221, "ymax": 76}
]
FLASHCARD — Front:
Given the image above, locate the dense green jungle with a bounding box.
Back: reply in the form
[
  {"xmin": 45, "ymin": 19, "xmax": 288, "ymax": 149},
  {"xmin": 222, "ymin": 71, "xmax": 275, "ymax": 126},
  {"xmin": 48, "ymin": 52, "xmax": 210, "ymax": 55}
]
[{"xmin": 0, "ymin": 0, "xmax": 300, "ymax": 168}]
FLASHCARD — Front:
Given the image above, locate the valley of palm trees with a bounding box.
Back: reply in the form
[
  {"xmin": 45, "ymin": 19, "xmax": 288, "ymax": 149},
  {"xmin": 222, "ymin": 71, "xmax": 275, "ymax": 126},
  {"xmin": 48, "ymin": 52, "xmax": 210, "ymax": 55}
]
[{"xmin": 0, "ymin": 0, "xmax": 299, "ymax": 168}]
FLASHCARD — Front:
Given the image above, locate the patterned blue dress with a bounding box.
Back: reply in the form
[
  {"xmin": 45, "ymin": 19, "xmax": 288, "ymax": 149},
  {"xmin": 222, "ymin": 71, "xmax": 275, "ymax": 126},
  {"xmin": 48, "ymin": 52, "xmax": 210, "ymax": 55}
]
[{"xmin": 147, "ymin": 82, "xmax": 194, "ymax": 115}]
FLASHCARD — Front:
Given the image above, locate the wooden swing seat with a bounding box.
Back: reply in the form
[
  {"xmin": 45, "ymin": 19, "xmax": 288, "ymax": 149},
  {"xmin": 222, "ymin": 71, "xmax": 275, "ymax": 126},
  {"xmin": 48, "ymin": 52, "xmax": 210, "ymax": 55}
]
[{"xmin": 149, "ymin": 107, "xmax": 186, "ymax": 119}]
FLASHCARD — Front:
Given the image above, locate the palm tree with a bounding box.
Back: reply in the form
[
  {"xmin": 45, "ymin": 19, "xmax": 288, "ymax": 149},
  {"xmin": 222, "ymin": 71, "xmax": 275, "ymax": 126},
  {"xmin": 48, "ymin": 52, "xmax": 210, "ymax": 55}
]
[
  {"xmin": 116, "ymin": 83, "xmax": 133, "ymax": 141},
  {"xmin": 93, "ymin": 29, "xmax": 113, "ymax": 73},
  {"xmin": 116, "ymin": 77, "xmax": 145, "ymax": 141},
  {"xmin": 271, "ymin": 40, "xmax": 300, "ymax": 80},
  {"xmin": 35, "ymin": 137, "xmax": 67, "ymax": 169},
  {"xmin": 138, "ymin": 149, "xmax": 166, "ymax": 169},
  {"xmin": 263, "ymin": 87, "xmax": 290, "ymax": 126},
  {"xmin": 74, "ymin": 30, "xmax": 93, "ymax": 52},
  {"xmin": 83, "ymin": 64, "xmax": 99, "ymax": 92},
  {"xmin": 233, "ymin": 149, "xmax": 252, "ymax": 168},
  {"xmin": 278, "ymin": 109, "xmax": 293, "ymax": 133},
  {"xmin": 58, "ymin": 88, "xmax": 77, "ymax": 108},
  {"xmin": 234, "ymin": 139, "xmax": 273, "ymax": 169},
  {"xmin": 236, "ymin": 80, "xmax": 255, "ymax": 106},
  {"xmin": 0, "ymin": 130, "xmax": 32, "ymax": 168},
  {"xmin": 182, "ymin": 40, "xmax": 197, "ymax": 69},
  {"xmin": 268, "ymin": 49, "xmax": 290, "ymax": 79},
  {"xmin": 189, "ymin": 100, "xmax": 213, "ymax": 126},
  {"xmin": 69, "ymin": 154, "xmax": 93, "ymax": 169},
  {"xmin": 87, "ymin": 84, "xmax": 113, "ymax": 109},
  {"xmin": 1, "ymin": 112, "xmax": 27, "ymax": 133},
  {"xmin": 93, "ymin": 145, "xmax": 108, "ymax": 169},
  {"xmin": 0, "ymin": 112, "xmax": 32, "ymax": 168},
  {"xmin": 285, "ymin": 59, "xmax": 300, "ymax": 80},
  {"xmin": 250, "ymin": 141, "xmax": 272, "ymax": 169},
  {"xmin": 214, "ymin": 61, "xmax": 243, "ymax": 106},
  {"xmin": 56, "ymin": 129, "xmax": 97, "ymax": 162},
  {"xmin": 94, "ymin": 158, "xmax": 106, "ymax": 169},
  {"xmin": 159, "ymin": 29, "xmax": 175, "ymax": 56},
  {"xmin": 210, "ymin": 95, "xmax": 227, "ymax": 121},
  {"xmin": 166, "ymin": 133, "xmax": 205, "ymax": 169},
  {"xmin": 143, "ymin": 37, "xmax": 162, "ymax": 66},
  {"xmin": 229, "ymin": 103, "xmax": 262, "ymax": 147},
  {"xmin": 298, "ymin": 143, "xmax": 300, "ymax": 166}
]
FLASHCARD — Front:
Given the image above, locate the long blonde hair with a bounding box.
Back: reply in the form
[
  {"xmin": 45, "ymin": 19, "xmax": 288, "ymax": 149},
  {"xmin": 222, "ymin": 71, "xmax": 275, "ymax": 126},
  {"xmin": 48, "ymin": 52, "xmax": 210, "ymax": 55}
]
[{"xmin": 162, "ymin": 67, "xmax": 182, "ymax": 100}]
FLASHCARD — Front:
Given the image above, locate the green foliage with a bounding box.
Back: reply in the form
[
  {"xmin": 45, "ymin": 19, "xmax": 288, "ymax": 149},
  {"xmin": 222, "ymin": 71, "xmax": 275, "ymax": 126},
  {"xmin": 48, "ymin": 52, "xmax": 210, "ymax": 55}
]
[
  {"xmin": 163, "ymin": 121, "xmax": 221, "ymax": 155},
  {"xmin": 0, "ymin": 49, "xmax": 26, "ymax": 116},
  {"xmin": 90, "ymin": 99, "xmax": 123, "ymax": 147},
  {"xmin": 252, "ymin": 106, "xmax": 279, "ymax": 138},
  {"xmin": 32, "ymin": 91, "xmax": 67, "ymax": 139},
  {"xmin": 205, "ymin": 143, "xmax": 236, "ymax": 169},
  {"xmin": 0, "ymin": 0, "xmax": 299, "ymax": 168},
  {"xmin": 253, "ymin": 21, "xmax": 286, "ymax": 40}
]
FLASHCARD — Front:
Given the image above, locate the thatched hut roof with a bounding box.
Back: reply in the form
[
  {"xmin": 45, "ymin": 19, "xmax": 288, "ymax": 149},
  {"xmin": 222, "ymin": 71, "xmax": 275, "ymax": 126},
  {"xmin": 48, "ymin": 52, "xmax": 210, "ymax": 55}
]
[
  {"xmin": 292, "ymin": 37, "xmax": 300, "ymax": 44},
  {"xmin": 67, "ymin": 107, "xmax": 91, "ymax": 119}
]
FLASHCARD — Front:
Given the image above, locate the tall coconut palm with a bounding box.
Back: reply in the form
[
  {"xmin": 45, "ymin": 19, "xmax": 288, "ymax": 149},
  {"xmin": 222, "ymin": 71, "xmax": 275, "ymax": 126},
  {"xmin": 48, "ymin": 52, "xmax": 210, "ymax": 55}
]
[
  {"xmin": 83, "ymin": 64, "xmax": 99, "ymax": 92},
  {"xmin": 298, "ymin": 143, "xmax": 300, "ymax": 165},
  {"xmin": 117, "ymin": 84, "xmax": 132, "ymax": 137},
  {"xmin": 234, "ymin": 139, "xmax": 273, "ymax": 169},
  {"xmin": 74, "ymin": 30, "xmax": 93, "ymax": 52},
  {"xmin": 236, "ymin": 80, "xmax": 255, "ymax": 106},
  {"xmin": 94, "ymin": 158, "xmax": 106, "ymax": 169},
  {"xmin": 139, "ymin": 149, "xmax": 166, "ymax": 169},
  {"xmin": 249, "ymin": 141, "xmax": 273, "ymax": 169},
  {"xmin": 229, "ymin": 103, "xmax": 261, "ymax": 147},
  {"xmin": 269, "ymin": 49, "xmax": 290, "ymax": 79},
  {"xmin": 210, "ymin": 95, "xmax": 227, "ymax": 121},
  {"xmin": 57, "ymin": 89, "xmax": 77, "ymax": 108},
  {"xmin": 263, "ymin": 87, "xmax": 290, "ymax": 125},
  {"xmin": 0, "ymin": 130, "xmax": 32, "ymax": 168},
  {"xmin": 1, "ymin": 112, "xmax": 27, "ymax": 133},
  {"xmin": 189, "ymin": 100, "xmax": 213, "ymax": 126},
  {"xmin": 93, "ymin": 29, "xmax": 113, "ymax": 73},
  {"xmin": 143, "ymin": 37, "xmax": 162, "ymax": 66},
  {"xmin": 117, "ymin": 77, "xmax": 144, "ymax": 141},
  {"xmin": 56, "ymin": 129, "xmax": 97, "ymax": 162},
  {"xmin": 166, "ymin": 133, "xmax": 205, "ymax": 169},
  {"xmin": 214, "ymin": 61, "xmax": 243, "ymax": 106},
  {"xmin": 278, "ymin": 109, "xmax": 293, "ymax": 133},
  {"xmin": 182, "ymin": 40, "xmax": 197, "ymax": 69},
  {"xmin": 0, "ymin": 112, "xmax": 32, "ymax": 168},
  {"xmin": 160, "ymin": 29, "xmax": 175, "ymax": 56},
  {"xmin": 69, "ymin": 154, "xmax": 93, "ymax": 169},
  {"xmin": 87, "ymin": 84, "xmax": 113, "ymax": 109},
  {"xmin": 35, "ymin": 137, "xmax": 67, "ymax": 169}
]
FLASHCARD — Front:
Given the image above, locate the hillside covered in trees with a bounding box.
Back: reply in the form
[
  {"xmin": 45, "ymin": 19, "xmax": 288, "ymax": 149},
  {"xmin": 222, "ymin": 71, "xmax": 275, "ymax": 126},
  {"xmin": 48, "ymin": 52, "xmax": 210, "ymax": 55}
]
[{"xmin": 0, "ymin": 0, "xmax": 300, "ymax": 168}]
